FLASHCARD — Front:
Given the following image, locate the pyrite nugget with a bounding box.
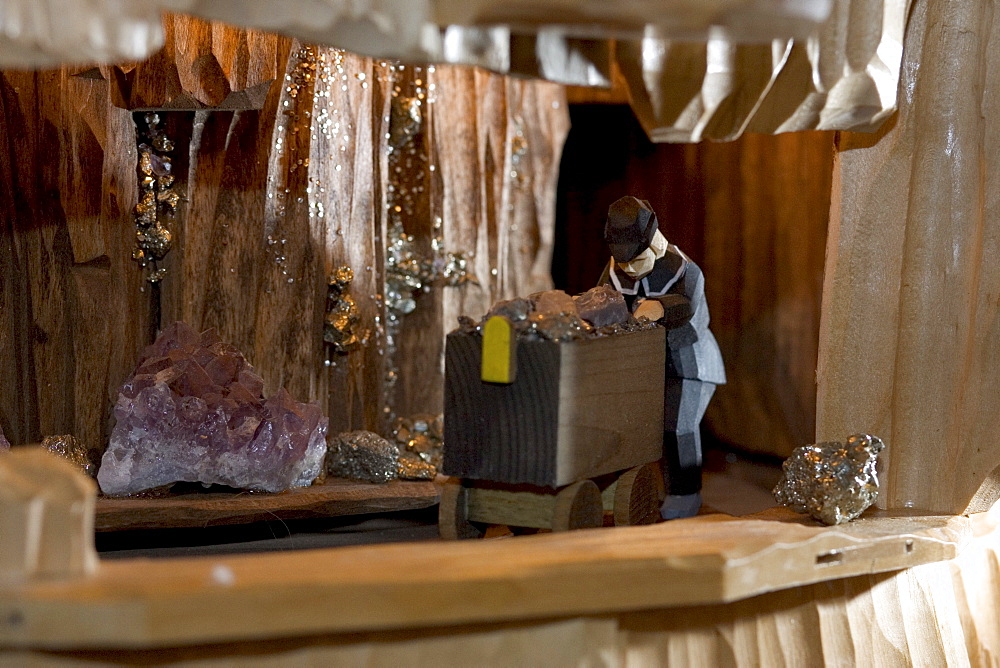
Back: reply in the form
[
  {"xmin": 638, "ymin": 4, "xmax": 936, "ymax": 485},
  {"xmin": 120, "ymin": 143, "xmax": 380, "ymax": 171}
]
[{"xmin": 774, "ymin": 433, "xmax": 885, "ymax": 525}]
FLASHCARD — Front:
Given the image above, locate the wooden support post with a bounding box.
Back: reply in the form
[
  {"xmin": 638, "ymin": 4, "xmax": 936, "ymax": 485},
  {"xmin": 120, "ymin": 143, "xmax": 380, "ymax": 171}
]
[
  {"xmin": 0, "ymin": 448, "xmax": 97, "ymax": 581},
  {"xmin": 818, "ymin": 0, "xmax": 1000, "ymax": 513}
]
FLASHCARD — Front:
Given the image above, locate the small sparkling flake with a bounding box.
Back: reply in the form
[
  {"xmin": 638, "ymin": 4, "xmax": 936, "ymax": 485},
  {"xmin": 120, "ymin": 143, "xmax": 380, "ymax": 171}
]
[{"xmin": 508, "ymin": 117, "xmax": 530, "ymax": 186}]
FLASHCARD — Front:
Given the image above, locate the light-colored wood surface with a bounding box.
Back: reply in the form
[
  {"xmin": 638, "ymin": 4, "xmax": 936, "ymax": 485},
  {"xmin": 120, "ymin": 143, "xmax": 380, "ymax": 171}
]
[
  {"xmin": 62, "ymin": 509, "xmax": 1000, "ymax": 666},
  {"xmin": 818, "ymin": 0, "xmax": 1000, "ymax": 514},
  {"xmin": 0, "ymin": 507, "xmax": 969, "ymax": 649},
  {"xmin": 4, "ymin": 508, "xmax": 1000, "ymax": 665},
  {"xmin": 465, "ymin": 480, "xmax": 606, "ymax": 532},
  {"xmin": 5, "ymin": 526, "xmax": 999, "ymax": 668},
  {"xmin": 615, "ymin": 0, "xmax": 907, "ymax": 142},
  {"xmin": 0, "ymin": 449, "xmax": 97, "ymax": 582},
  {"xmin": 467, "ymin": 486, "xmax": 559, "ymax": 530},
  {"xmin": 94, "ymin": 479, "xmax": 440, "ymax": 532}
]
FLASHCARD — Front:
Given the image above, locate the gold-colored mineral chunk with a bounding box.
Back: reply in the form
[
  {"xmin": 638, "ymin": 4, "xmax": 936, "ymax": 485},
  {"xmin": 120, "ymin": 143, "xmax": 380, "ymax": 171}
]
[
  {"xmin": 397, "ymin": 452, "xmax": 436, "ymax": 480},
  {"xmin": 324, "ymin": 266, "xmax": 362, "ymax": 354},
  {"xmin": 41, "ymin": 434, "xmax": 100, "ymax": 478},
  {"xmin": 773, "ymin": 433, "xmax": 885, "ymax": 525}
]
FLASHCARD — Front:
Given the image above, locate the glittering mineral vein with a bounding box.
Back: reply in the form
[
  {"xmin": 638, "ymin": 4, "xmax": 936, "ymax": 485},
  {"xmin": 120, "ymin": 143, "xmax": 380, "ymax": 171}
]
[
  {"xmin": 379, "ymin": 62, "xmax": 476, "ymax": 428},
  {"xmin": 42, "ymin": 434, "xmax": 99, "ymax": 478},
  {"xmin": 275, "ymin": 51, "xmax": 474, "ymax": 427},
  {"xmin": 509, "ymin": 116, "xmax": 529, "ymax": 185},
  {"xmin": 324, "ymin": 265, "xmax": 363, "ymax": 360},
  {"xmin": 267, "ymin": 45, "xmax": 324, "ymax": 288},
  {"xmin": 131, "ymin": 112, "xmax": 178, "ymax": 284}
]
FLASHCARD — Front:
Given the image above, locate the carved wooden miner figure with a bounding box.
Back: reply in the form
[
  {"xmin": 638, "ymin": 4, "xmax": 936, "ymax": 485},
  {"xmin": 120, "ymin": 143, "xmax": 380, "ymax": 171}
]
[{"xmin": 599, "ymin": 196, "xmax": 726, "ymax": 519}]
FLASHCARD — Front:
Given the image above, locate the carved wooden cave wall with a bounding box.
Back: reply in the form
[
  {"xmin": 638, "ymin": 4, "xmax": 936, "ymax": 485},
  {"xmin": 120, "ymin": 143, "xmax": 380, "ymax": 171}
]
[
  {"xmin": 0, "ymin": 16, "xmax": 570, "ymax": 452},
  {"xmin": 0, "ymin": 12, "xmax": 836, "ymax": 470},
  {"xmin": 0, "ymin": 11, "xmax": 846, "ymax": 496}
]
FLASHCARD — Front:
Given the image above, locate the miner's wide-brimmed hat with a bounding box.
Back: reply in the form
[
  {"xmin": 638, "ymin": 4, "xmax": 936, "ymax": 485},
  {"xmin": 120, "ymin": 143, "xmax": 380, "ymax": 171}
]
[{"xmin": 604, "ymin": 196, "xmax": 658, "ymax": 263}]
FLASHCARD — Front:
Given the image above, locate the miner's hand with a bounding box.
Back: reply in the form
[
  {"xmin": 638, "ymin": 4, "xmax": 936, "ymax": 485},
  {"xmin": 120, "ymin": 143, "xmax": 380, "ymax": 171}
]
[
  {"xmin": 655, "ymin": 294, "xmax": 693, "ymax": 329},
  {"xmin": 633, "ymin": 298, "xmax": 665, "ymax": 321}
]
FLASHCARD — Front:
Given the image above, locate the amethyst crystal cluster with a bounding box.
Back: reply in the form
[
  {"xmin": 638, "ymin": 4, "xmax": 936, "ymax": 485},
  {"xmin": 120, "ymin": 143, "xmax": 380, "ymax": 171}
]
[{"xmin": 98, "ymin": 322, "xmax": 328, "ymax": 496}]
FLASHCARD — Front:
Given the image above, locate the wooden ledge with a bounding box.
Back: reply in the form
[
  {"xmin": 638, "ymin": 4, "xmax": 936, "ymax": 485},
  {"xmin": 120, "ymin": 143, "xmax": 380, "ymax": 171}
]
[
  {"xmin": 0, "ymin": 507, "xmax": 973, "ymax": 650},
  {"xmin": 94, "ymin": 478, "xmax": 441, "ymax": 531}
]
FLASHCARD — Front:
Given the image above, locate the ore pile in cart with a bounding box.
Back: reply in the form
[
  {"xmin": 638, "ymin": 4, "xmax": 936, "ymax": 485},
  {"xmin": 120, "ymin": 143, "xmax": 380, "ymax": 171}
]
[{"xmin": 440, "ymin": 288, "xmax": 667, "ymax": 538}]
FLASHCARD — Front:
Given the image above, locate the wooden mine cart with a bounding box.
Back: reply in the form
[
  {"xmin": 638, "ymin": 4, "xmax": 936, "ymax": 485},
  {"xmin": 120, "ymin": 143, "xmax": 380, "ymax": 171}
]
[{"xmin": 440, "ymin": 318, "xmax": 666, "ymax": 537}]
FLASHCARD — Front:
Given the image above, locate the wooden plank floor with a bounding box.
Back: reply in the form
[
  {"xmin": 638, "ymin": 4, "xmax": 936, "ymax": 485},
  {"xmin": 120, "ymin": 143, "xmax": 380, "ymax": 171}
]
[
  {"xmin": 95, "ymin": 478, "xmax": 440, "ymax": 532},
  {"xmin": 0, "ymin": 504, "xmax": 969, "ymax": 649}
]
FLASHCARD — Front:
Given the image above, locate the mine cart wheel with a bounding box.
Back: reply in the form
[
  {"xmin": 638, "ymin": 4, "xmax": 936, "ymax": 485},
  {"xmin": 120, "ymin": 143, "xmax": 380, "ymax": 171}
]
[
  {"xmin": 439, "ymin": 478, "xmax": 484, "ymax": 540},
  {"xmin": 551, "ymin": 480, "xmax": 603, "ymax": 532},
  {"xmin": 613, "ymin": 462, "xmax": 662, "ymax": 526}
]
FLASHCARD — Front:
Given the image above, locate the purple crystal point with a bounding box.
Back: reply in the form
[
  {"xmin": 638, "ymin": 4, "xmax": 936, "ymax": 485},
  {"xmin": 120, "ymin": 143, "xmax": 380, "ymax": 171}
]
[
  {"xmin": 98, "ymin": 322, "xmax": 328, "ymax": 495},
  {"xmin": 0, "ymin": 423, "xmax": 9, "ymax": 452}
]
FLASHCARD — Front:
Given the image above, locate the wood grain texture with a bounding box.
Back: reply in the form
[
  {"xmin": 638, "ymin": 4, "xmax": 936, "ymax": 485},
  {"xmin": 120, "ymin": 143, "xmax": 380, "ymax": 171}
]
[
  {"xmin": 615, "ymin": 0, "xmax": 907, "ymax": 142},
  {"xmin": 443, "ymin": 333, "xmax": 561, "ymax": 485},
  {"xmin": 467, "ymin": 485, "xmax": 561, "ymax": 529},
  {"xmin": 1, "ymin": 618, "xmax": 623, "ymax": 666},
  {"xmin": 105, "ymin": 14, "xmax": 289, "ymax": 110},
  {"xmin": 551, "ymin": 479, "xmax": 604, "ymax": 531},
  {"xmin": 316, "ymin": 51, "xmax": 391, "ymax": 435},
  {"xmin": 0, "ymin": 67, "xmax": 149, "ymax": 451},
  {"xmin": 444, "ymin": 328, "xmax": 663, "ymax": 487},
  {"xmin": 8, "ymin": 513, "xmax": 1000, "ymax": 667},
  {"xmin": 7, "ymin": 539, "xmax": 1000, "ymax": 668},
  {"xmin": 818, "ymin": 0, "xmax": 1000, "ymax": 513},
  {"xmin": 702, "ymin": 132, "xmax": 834, "ymax": 457},
  {"xmin": 555, "ymin": 328, "xmax": 664, "ymax": 484},
  {"xmin": 438, "ymin": 478, "xmax": 483, "ymax": 540},
  {"xmin": 0, "ymin": 507, "xmax": 970, "ymax": 649},
  {"xmin": 94, "ymin": 479, "xmax": 440, "ymax": 532},
  {"xmin": 612, "ymin": 462, "xmax": 662, "ymax": 526},
  {"xmin": 0, "ymin": 22, "xmax": 570, "ymax": 452},
  {"xmin": 394, "ymin": 68, "xmax": 570, "ymax": 423},
  {"xmin": 150, "ymin": 44, "xmax": 568, "ymax": 435}
]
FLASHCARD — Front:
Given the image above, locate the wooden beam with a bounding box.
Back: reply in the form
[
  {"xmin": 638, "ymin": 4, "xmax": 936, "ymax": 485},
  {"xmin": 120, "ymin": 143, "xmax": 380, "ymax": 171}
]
[
  {"xmin": 94, "ymin": 479, "xmax": 440, "ymax": 532},
  {"xmin": 0, "ymin": 508, "xmax": 969, "ymax": 649},
  {"xmin": 818, "ymin": 0, "xmax": 1000, "ymax": 513}
]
